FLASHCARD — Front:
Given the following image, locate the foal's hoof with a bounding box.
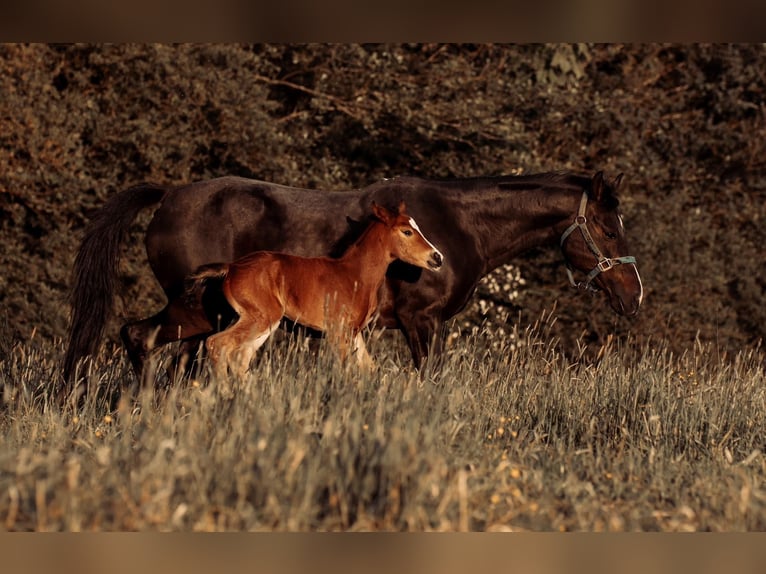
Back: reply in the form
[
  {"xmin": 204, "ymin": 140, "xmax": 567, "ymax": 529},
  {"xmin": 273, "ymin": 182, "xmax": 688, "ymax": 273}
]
[{"xmin": 216, "ymin": 378, "xmax": 235, "ymax": 400}]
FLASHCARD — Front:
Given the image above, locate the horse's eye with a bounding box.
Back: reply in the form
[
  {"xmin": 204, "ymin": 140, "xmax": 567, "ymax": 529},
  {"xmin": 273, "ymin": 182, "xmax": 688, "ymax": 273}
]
[{"xmin": 402, "ymin": 229, "xmax": 413, "ymax": 236}]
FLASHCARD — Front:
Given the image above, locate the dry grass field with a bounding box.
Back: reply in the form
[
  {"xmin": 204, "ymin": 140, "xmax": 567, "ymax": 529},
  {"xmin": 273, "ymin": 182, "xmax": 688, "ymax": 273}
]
[
  {"xmin": 2, "ymin": 44, "xmax": 766, "ymax": 533},
  {"xmin": 2, "ymin": 315, "xmax": 764, "ymax": 531}
]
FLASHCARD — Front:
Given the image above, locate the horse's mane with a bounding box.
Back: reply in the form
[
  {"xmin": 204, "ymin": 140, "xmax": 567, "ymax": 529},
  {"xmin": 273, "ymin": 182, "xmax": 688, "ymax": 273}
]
[
  {"xmin": 515, "ymin": 171, "xmax": 622, "ymax": 209},
  {"xmin": 327, "ymin": 213, "xmax": 378, "ymax": 258},
  {"xmin": 377, "ymin": 171, "xmax": 622, "ymax": 209}
]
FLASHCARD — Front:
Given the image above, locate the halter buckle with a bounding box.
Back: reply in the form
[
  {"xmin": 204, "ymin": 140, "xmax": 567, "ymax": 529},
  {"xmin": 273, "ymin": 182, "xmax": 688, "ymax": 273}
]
[{"xmin": 596, "ymin": 258, "xmax": 614, "ymax": 273}]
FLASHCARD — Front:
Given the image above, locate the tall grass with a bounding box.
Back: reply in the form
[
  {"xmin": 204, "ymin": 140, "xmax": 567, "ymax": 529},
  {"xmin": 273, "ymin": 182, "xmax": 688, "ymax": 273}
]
[{"xmin": 1, "ymin": 316, "xmax": 765, "ymax": 531}]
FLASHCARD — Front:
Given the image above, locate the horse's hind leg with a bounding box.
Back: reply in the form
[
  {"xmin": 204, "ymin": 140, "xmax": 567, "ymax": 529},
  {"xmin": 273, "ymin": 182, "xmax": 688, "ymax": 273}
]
[
  {"xmin": 167, "ymin": 336, "xmax": 206, "ymax": 383},
  {"xmin": 120, "ymin": 316, "xmax": 161, "ymax": 382},
  {"xmin": 121, "ymin": 297, "xmax": 215, "ymax": 386}
]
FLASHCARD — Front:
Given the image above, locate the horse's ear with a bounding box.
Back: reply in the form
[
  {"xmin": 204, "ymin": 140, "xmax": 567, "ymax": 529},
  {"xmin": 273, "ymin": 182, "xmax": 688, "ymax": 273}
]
[
  {"xmin": 397, "ymin": 200, "xmax": 406, "ymax": 214},
  {"xmin": 612, "ymin": 173, "xmax": 624, "ymax": 192},
  {"xmin": 591, "ymin": 171, "xmax": 605, "ymax": 201}
]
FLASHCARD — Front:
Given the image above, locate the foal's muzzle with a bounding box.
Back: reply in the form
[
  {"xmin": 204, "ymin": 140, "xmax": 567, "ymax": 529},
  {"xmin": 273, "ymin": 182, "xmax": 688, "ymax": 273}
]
[{"xmin": 428, "ymin": 251, "xmax": 444, "ymax": 270}]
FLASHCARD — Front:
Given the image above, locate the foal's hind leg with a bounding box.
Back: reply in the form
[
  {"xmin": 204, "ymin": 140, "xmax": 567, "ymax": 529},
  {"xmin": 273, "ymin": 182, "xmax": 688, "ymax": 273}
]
[
  {"xmin": 235, "ymin": 321, "xmax": 281, "ymax": 378},
  {"xmin": 205, "ymin": 318, "xmax": 279, "ymax": 393}
]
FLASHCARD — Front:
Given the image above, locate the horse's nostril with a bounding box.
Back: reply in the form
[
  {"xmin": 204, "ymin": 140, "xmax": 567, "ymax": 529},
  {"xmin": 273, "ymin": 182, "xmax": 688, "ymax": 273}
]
[{"xmin": 433, "ymin": 252, "xmax": 443, "ymax": 266}]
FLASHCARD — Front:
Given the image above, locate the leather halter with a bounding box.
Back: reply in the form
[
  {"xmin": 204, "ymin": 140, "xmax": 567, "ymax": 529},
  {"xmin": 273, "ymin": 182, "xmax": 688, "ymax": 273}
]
[{"xmin": 560, "ymin": 191, "xmax": 636, "ymax": 291}]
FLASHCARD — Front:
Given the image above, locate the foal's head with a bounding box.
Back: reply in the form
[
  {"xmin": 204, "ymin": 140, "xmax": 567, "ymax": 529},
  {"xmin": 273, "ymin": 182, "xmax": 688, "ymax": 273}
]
[{"xmin": 372, "ymin": 201, "xmax": 444, "ymax": 271}]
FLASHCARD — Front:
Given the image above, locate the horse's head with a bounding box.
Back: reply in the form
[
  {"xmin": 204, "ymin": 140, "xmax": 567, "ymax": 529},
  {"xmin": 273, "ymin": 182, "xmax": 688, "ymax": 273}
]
[
  {"xmin": 559, "ymin": 171, "xmax": 643, "ymax": 316},
  {"xmin": 373, "ymin": 201, "xmax": 444, "ymax": 271}
]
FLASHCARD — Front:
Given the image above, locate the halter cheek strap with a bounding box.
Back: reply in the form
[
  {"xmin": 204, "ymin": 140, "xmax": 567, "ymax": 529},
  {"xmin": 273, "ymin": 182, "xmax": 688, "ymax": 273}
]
[{"xmin": 560, "ymin": 191, "xmax": 636, "ymax": 291}]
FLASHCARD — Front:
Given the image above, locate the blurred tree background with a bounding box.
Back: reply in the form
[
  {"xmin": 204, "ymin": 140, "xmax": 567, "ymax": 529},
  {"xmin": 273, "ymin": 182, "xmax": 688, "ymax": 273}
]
[{"xmin": 1, "ymin": 44, "xmax": 764, "ymax": 360}]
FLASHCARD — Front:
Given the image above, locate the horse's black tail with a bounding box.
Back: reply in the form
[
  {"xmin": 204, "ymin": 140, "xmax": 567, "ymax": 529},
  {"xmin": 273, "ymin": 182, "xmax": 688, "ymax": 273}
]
[
  {"xmin": 63, "ymin": 183, "xmax": 169, "ymax": 384},
  {"xmin": 183, "ymin": 263, "xmax": 230, "ymax": 308}
]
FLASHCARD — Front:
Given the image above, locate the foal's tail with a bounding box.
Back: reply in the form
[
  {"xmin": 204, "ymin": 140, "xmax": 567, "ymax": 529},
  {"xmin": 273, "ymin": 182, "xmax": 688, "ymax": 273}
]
[
  {"xmin": 63, "ymin": 183, "xmax": 169, "ymax": 383},
  {"xmin": 183, "ymin": 263, "xmax": 230, "ymax": 308}
]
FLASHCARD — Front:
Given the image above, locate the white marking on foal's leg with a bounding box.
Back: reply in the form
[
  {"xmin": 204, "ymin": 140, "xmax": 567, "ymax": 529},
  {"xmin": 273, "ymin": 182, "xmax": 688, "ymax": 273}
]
[
  {"xmin": 352, "ymin": 332, "xmax": 375, "ymax": 371},
  {"xmin": 236, "ymin": 321, "xmax": 280, "ymax": 378}
]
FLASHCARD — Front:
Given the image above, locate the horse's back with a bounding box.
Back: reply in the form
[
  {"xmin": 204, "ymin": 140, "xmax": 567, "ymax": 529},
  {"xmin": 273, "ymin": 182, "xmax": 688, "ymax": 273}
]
[
  {"xmin": 143, "ymin": 174, "xmax": 470, "ymax": 301},
  {"xmin": 145, "ymin": 177, "xmax": 366, "ymax": 290}
]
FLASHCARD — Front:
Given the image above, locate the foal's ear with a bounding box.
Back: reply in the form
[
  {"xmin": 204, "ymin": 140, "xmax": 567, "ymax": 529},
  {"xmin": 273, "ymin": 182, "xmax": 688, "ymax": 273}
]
[
  {"xmin": 371, "ymin": 201, "xmax": 394, "ymax": 224},
  {"xmin": 397, "ymin": 200, "xmax": 407, "ymax": 214},
  {"xmin": 612, "ymin": 173, "xmax": 625, "ymax": 192},
  {"xmin": 590, "ymin": 171, "xmax": 605, "ymax": 201}
]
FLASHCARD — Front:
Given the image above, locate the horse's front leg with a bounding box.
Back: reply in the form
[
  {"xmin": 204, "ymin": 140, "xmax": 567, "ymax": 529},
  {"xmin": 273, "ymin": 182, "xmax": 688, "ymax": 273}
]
[
  {"xmin": 399, "ymin": 310, "xmax": 446, "ymax": 373},
  {"xmin": 380, "ymin": 278, "xmax": 448, "ymax": 372}
]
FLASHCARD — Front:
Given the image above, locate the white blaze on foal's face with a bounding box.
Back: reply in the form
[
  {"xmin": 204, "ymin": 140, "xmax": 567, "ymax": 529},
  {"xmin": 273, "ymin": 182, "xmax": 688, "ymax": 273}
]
[{"xmin": 408, "ymin": 217, "xmax": 443, "ymax": 260}]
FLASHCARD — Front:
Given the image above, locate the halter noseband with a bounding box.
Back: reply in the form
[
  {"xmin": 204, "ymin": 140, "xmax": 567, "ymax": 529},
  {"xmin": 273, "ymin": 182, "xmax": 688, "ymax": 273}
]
[{"xmin": 560, "ymin": 191, "xmax": 636, "ymax": 291}]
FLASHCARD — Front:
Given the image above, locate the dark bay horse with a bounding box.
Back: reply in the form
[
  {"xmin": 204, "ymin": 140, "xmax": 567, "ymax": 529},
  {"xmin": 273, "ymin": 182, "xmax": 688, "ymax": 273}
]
[
  {"xmin": 185, "ymin": 201, "xmax": 443, "ymax": 378},
  {"xmin": 63, "ymin": 170, "xmax": 643, "ymax": 387}
]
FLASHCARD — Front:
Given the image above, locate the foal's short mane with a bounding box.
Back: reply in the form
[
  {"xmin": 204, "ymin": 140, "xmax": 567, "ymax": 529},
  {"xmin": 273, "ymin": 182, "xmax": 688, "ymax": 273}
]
[{"xmin": 327, "ymin": 213, "xmax": 379, "ymax": 258}]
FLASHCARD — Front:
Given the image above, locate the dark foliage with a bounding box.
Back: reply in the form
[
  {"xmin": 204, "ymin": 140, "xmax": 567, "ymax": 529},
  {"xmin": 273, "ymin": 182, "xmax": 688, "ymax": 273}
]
[{"xmin": 1, "ymin": 44, "xmax": 764, "ymax": 359}]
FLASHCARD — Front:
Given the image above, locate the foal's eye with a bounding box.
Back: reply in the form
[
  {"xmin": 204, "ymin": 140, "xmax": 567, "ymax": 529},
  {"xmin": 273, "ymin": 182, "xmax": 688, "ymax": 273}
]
[{"xmin": 402, "ymin": 229, "xmax": 413, "ymax": 236}]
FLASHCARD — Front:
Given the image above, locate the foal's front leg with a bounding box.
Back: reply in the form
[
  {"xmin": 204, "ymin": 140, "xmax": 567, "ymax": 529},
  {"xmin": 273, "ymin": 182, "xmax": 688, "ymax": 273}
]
[
  {"xmin": 333, "ymin": 330, "xmax": 375, "ymax": 372},
  {"xmin": 351, "ymin": 332, "xmax": 375, "ymax": 371}
]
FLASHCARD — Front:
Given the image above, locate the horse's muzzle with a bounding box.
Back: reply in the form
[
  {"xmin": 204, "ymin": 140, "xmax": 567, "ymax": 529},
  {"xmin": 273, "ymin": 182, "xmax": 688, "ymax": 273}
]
[
  {"xmin": 611, "ymin": 291, "xmax": 642, "ymax": 317},
  {"xmin": 429, "ymin": 251, "xmax": 444, "ymax": 270}
]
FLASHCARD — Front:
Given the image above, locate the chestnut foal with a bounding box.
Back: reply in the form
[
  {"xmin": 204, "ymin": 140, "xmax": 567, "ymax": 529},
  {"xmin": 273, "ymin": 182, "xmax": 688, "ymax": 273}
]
[{"xmin": 185, "ymin": 202, "xmax": 444, "ymax": 379}]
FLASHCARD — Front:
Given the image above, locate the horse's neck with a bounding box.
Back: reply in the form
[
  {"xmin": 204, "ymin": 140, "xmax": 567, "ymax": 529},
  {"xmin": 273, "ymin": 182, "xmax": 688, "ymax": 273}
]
[
  {"xmin": 452, "ymin": 183, "xmax": 579, "ymax": 272},
  {"xmin": 337, "ymin": 222, "xmax": 392, "ymax": 288}
]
